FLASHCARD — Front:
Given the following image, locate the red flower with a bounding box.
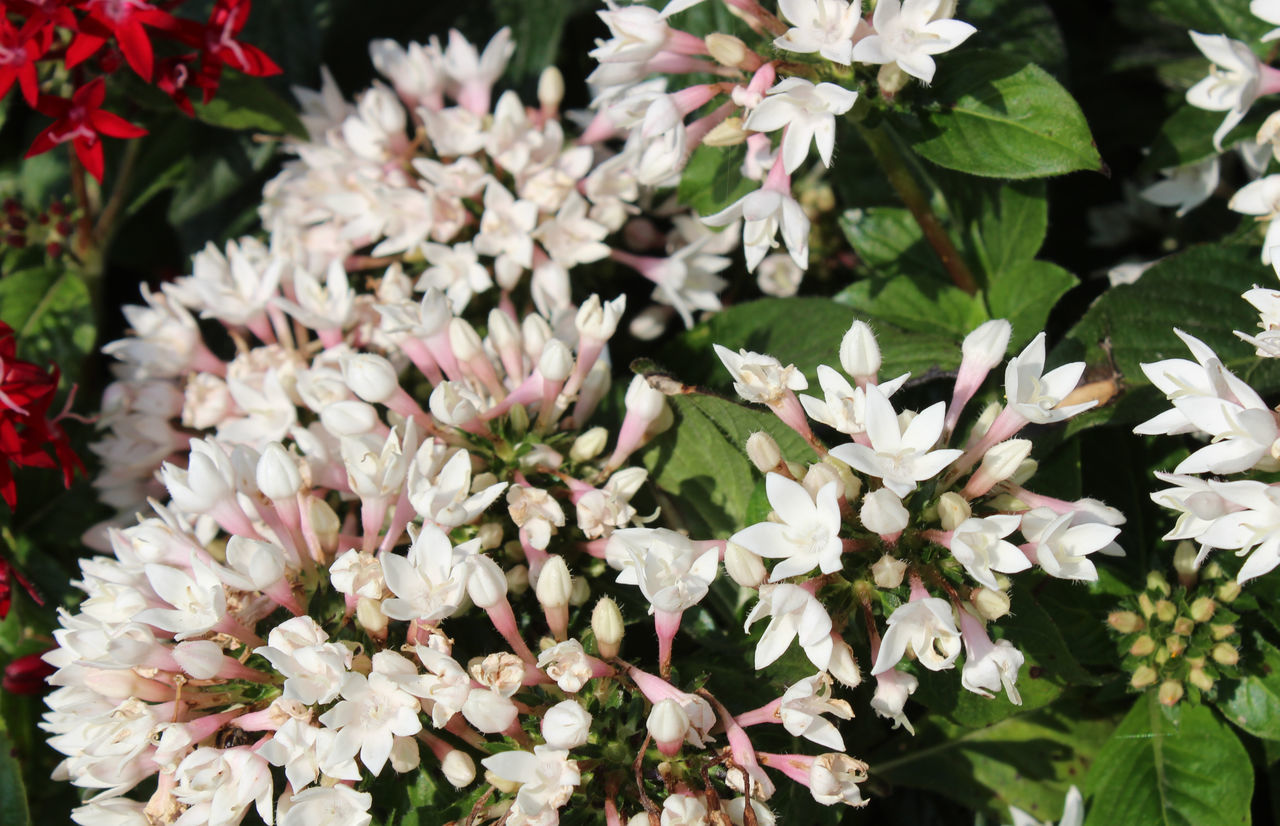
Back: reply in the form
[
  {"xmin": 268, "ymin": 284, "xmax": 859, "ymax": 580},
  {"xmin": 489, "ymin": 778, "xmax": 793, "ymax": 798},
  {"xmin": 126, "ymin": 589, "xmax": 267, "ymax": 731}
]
[
  {"xmin": 24, "ymin": 77, "xmax": 147, "ymax": 182},
  {"xmin": 0, "ymin": 321, "xmax": 85, "ymax": 508},
  {"xmin": 0, "ymin": 555, "xmax": 42, "ymax": 621},
  {"xmin": 2, "ymin": 651, "xmax": 55, "ymax": 695},
  {"xmin": 0, "ymin": 16, "xmax": 51, "ymax": 106},
  {"xmin": 153, "ymin": 0, "xmax": 280, "ymax": 103},
  {"xmin": 65, "ymin": 1, "xmax": 178, "ymax": 82}
]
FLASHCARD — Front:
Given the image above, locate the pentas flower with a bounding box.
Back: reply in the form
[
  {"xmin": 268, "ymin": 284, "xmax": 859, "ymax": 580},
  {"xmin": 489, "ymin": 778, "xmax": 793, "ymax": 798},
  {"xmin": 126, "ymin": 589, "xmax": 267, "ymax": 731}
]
[
  {"xmin": 851, "ymin": 0, "xmax": 977, "ymax": 84},
  {"xmin": 774, "ymin": 0, "xmax": 863, "ymax": 65},
  {"xmin": 730, "ymin": 472, "xmax": 843, "ymax": 580},
  {"xmin": 26, "ymin": 78, "xmax": 146, "ymax": 182},
  {"xmin": 480, "ymin": 746, "xmax": 580, "ymax": 823},
  {"xmin": 743, "ymin": 77, "xmax": 858, "ymax": 173},
  {"xmin": 870, "ymin": 592, "xmax": 962, "ymax": 676},
  {"xmin": 703, "ymin": 154, "xmax": 810, "ymax": 271},
  {"xmin": 945, "ymin": 515, "xmax": 1030, "ymax": 590},
  {"xmin": 745, "ymin": 583, "xmax": 834, "ymax": 670},
  {"xmin": 1230, "ymin": 174, "xmax": 1280, "ymax": 263},
  {"xmin": 1140, "ymin": 157, "xmax": 1220, "ymax": 217},
  {"xmin": 1185, "ymin": 31, "xmax": 1280, "ymax": 149},
  {"xmin": 829, "ymin": 384, "xmax": 962, "ymax": 497},
  {"xmin": 1021, "ymin": 508, "xmax": 1119, "ymax": 582}
]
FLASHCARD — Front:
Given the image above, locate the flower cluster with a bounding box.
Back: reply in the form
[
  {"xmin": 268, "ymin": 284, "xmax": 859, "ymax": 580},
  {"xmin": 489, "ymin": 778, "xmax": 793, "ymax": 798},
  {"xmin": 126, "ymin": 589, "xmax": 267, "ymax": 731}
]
[
  {"xmin": 2, "ymin": 0, "xmax": 279, "ymax": 181},
  {"xmin": 586, "ymin": 0, "xmax": 976, "ymax": 282},
  {"xmin": 0, "ymin": 320, "xmax": 83, "ymax": 509},
  {"xmin": 712, "ymin": 317, "xmax": 1120, "ymax": 732}
]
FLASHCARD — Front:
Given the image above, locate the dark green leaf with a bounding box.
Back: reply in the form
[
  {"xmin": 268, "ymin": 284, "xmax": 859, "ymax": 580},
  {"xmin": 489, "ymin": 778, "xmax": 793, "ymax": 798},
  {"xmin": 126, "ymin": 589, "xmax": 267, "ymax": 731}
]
[
  {"xmin": 836, "ymin": 274, "xmax": 989, "ymax": 339},
  {"xmin": 0, "ymin": 726, "xmax": 29, "ymax": 826},
  {"xmin": 190, "ymin": 75, "xmax": 307, "ymax": 138},
  {"xmin": 678, "ymin": 143, "xmax": 756, "ymax": 217},
  {"xmin": 1084, "ymin": 693, "xmax": 1253, "ymax": 826},
  {"xmin": 896, "ymin": 51, "xmax": 1103, "ymax": 179},
  {"xmin": 987, "ymin": 260, "xmax": 1079, "ymax": 348},
  {"xmin": 963, "ymin": 0, "xmax": 1067, "ymax": 78},
  {"xmin": 1217, "ymin": 635, "xmax": 1280, "ymax": 741},
  {"xmin": 1142, "ymin": 105, "xmax": 1271, "ymax": 173},
  {"xmin": 964, "ymin": 180, "xmax": 1049, "ymax": 278},
  {"xmin": 840, "ymin": 206, "xmax": 950, "ymax": 282},
  {"xmin": 1144, "ymin": 0, "xmax": 1271, "ymax": 44},
  {"xmin": 0, "ymin": 268, "xmax": 95, "ymax": 385}
]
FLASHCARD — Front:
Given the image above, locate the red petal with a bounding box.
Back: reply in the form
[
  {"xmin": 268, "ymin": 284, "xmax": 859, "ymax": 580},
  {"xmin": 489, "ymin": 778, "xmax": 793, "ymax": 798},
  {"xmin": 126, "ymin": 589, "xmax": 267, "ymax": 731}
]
[
  {"xmin": 75, "ymin": 139, "xmax": 104, "ymax": 183},
  {"xmin": 115, "ymin": 19, "xmax": 154, "ymax": 81},
  {"xmin": 74, "ymin": 77, "xmax": 107, "ymax": 109},
  {"xmin": 90, "ymin": 110, "xmax": 147, "ymax": 139},
  {"xmin": 24, "ymin": 125, "xmax": 60, "ymax": 159},
  {"xmin": 64, "ymin": 32, "xmax": 106, "ymax": 71},
  {"xmin": 17, "ymin": 66, "xmax": 39, "ymax": 107}
]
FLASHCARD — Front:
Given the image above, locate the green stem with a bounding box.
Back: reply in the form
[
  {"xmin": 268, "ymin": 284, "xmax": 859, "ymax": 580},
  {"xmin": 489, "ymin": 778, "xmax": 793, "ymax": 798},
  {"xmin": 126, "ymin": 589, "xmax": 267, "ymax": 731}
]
[
  {"xmin": 856, "ymin": 122, "xmax": 979, "ymax": 296},
  {"xmin": 93, "ymin": 139, "xmax": 142, "ymax": 247}
]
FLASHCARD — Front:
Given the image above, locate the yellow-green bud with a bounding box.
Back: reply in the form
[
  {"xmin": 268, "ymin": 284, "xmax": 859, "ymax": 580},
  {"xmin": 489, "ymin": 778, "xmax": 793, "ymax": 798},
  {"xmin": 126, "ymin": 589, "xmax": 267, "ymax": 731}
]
[
  {"xmin": 701, "ymin": 117, "xmax": 749, "ymax": 147},
  {"xmin": 972, "ymin": 587, "xmax": 1011, "ymax": 621},
  {"xmin": 1158, "ymin": 680, "xmax": 1185, "ymax": 706},
  {"xmin": 705, "ymin": 33, "xmax": 750, "ymax": 68},
  {"xmin": 1203, "ymin": 562, "xmax": 1226, "ymax": 580},
  {"xmin": 1108, "ymin": 611, "xmax": 1145, "ymax": 634},
  {"xmin": 1155, "ymin": 599, "xmax": 1177, "ymax": 623},
  {"xmin": 592, "ymin": 597, "xmax": 624, "ymax": 659},
  {"xmin": 1165, "ymin": 635, "xmax": 1186, "ymax": 658},
  {"xmin": 1172, "ymin": 617, "xmax": 1195, "ymax": 636},
  {"xmin": 1212, "ymin": 643, "xmax": 1240, "ymax": 666},
  {"xmin": 508, "ymin": 402, "xmax": 530, "ymax": 434},
  {"xmin": 746, "ymin": 431, "xmax": 782, "ymax": 473},
  {"xmin": 871, "ymin": 554, "xmax": 908, "ymax": 589},
  {"xmin": 1131, "ymin": 665, "xmax": 1159, "ymax": 689},
  {"xmin": 1129, "ymin": 635, "xmax": 1156, "ymax": 657},
  {"xmin": 877, "ymin": 63, "xmax": 910, "ymax": 97},
  {"xmin": 1147, "ymin": 571, "xmax": 1171, "ymax": 597},
  {"xmin": 1217, "ymin": 580, "xmax": 1242, "ymax": 603},
  {"xmin": 1189, "ymin": 667, "xmax": 1215, "ymax": 693},
  {"xmin": 937, "ymin": 492, "xmax": 971, "ymax": 532},
  {"xmin": 1211, "ymin": 623, "xmax": 1237, "ymax": 641},
  {"xmin": 1189, "ymin": 597, "xmax": 1216, "ymax": 624},
  {"xmin": 1155, "ymin": 646, "xmax": 1170, "ymax": 665},
  {"xmin": 1173, "ymin": 541, "xmax": 1199, "ymax": 586},
  {"xmin": 1138, "ymin": 593, "xmax": 1156, "ymax": 618},
  {"xmin": 569, "ymin": 427, "xmax": 609, "ymax": 462}
]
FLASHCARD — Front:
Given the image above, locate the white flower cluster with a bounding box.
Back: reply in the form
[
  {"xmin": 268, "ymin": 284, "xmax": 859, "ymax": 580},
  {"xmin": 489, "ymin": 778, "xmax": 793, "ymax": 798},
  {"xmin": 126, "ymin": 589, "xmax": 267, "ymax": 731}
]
[
  {"xmin": 588, "ymin": 0, "xmax": 976, "ymax": 281},
  {"xmin": 713, "ymin": 318, "xmax": 1121, "ymax": 732},
  {"xmin": 1139, "ymin": 262, "xmax": 1280, "ymax": 584},
  {"xmin": 1143, "ymin": 2, "xmax": 1280, "ymax": 253}
]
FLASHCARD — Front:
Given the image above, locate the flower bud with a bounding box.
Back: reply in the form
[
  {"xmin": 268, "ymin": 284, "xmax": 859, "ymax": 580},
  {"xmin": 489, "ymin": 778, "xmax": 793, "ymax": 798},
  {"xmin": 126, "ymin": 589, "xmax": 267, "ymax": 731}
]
[
  {"xmin": 307, "ymin": 498, "xmax": 341, "ymax": 553},
  {"xmin": 1108, "ymin": 611, "xmax": 1145, "ymax": 634},
  {"xmin": 257, "ymin": 444, "xmax": 303, "ymax": 502},
  {"xmin": 1154, "ymin": 645, "xmax": 1170, "ymax": 665},
  {"xmin": 1166, "ymin": 635, "xmax": 1187, "ymax": 658},
  {"xmin": 569, "ymin": 575, "xmax": 590, "ymax": 607},
  {"xmin": 937, "ymin": 492, "xmax": 971, "ymax": 532},
  {"xmin": 537, "ymin": 65, "xmax": 565, "ymax": 112},
  {"xmin": 724, "ymin": 542, "xmax": 767, "ymax": 588},
  {"xmin": 1212, "ymin": 642, "xmax": 1240, "ymax": 666},
  {"xmin": 1155, "ymin": 599, "xmax": 1177, "ymax": 623},
  {"xmin": 321, "ymin": 400, "xmax": 380, "ymax": 436},
  {"xmin": 1129, "ymin": 635, "xmax": 1156, "ymax": 657},
  {"xmin": 467, "ymin": 556, "xmax": 509, "ymax": 609},
  {"xmin": 1137, "ymin": 593, "xmax": 1155, "ymax": 618},
  {"xmin": 1172, "ymin": 616, "xmax": 1195, "ymax": 636},
  {"xmin": 1146, "ymin": 571, "xmax": 1171, "ymax": 597},
  {"xmin": 971, "ymin": 586, "xmax": 1011, "ymax": 620},
  {"xmin": 625, "ymin": 374, "xmax": 666, "ymax": 420},
  {"xmin": 746, "ymin": 431, "xmax": 782, "ymax": 473},
  {"xmin": 449, "ymin": 318, "xmax": 485, "ymax": 363},
  {"xmin": 442, "ymin": 749, "xmax": 476, "ymax": 788},
  {"xmin": 702, "ymin": 116, "xmax": 749, "ymax": 147},
  {"xmin": 536, "ymin": 556, "xmax": 572, "ymax": 607},
  {"xmin": 1173, "ymin": 541, "xmax": 1199, "ymax": 586},
  {"xmin": 542, "ymin": 700, "xmax": 592, "ymax": 749},
  {"xmin": 975, "ymin": 439, "xmax": 1032, "ymax": 486},
  {"xmin": 877, "ymin": 62, "xmax": 909, "ymax": 97},
  {"xmin": 172, "ymin": 640, "xmax": 225, "ymax": 680},
  {"xmin": 802, "ymin": 463, "xmax": 842, "ymax": 500},
  {"xmin": 828, "ymin": 637, "xmax": 862, "ymax": 688},
  {"xmin": 1158, "ymin": 680, "xmax": 1184, "ymax": 706},
  {"xmin": 1217, "ymin": 580, "xmax": 1242, "ymax": 603},
  {"xmin": 538, "ymin": 339, "xmax": 574, "ymax": 383},
  {"xmin": 478, "ymin": 522, "xmax": 504, "ymax": 550},
  {"xmin": 870, "ymin": 554, "xmax": 907, "ymax": 589},
  {"xmin": 343, "ymin": 353, "xmax": 400, "ymax": 403},
  {"xmin": 706, "ymin": 32, "xmax": 749, "ymax": 67},
  {"xmin": 505, "ymin": 564, "xmax": 530, "ymax": 596},
  {"xmin": 839, "ymin": 320, "xmax": 880, "ymax": 381},
  {"xmin": 961, "ymin": 319, "xmax": 1012, "ymax": 371},
  {"xmin": 1203, "ymin": 561, "xmax": 1226, "ymax": 580},
  {"xmin": 1130, "ymin": 665, "xmax": 1158, "ymax": 689},
  {"xmin": 575, "ymin": 294, "xmax": 626, "ymax": 341},
  {"xmin": 592, "ymin": 597, "xmax": 624, "ymax": 659},
  {"xmin": 1188, "ymin": 667, "xmax": 1215, "ymax": 692},
  {"xmin": 647, "ymin": 698, "xmax": 689, "ymax": 756},
  {"xmin": 356, "ymin": 596, "xmax": 389, "ymax": 639},
  {"xmin": 1211, "ymin": 623, "xmax": 1236, "ymax": 641},
  {"xmin": 570, "ymin": 427, "xmax": 610, "ymax": 463},
  {"xmin": 860, "ymin": 488, "xmax": 908, "ymax": 538}
]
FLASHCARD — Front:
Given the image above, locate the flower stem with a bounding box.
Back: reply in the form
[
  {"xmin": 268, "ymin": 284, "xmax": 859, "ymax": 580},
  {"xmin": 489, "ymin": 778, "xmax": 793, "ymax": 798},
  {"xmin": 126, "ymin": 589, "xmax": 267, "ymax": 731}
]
[{"xmin": 855, "ymin": 122, "xmax": 979, "ymax": 295}]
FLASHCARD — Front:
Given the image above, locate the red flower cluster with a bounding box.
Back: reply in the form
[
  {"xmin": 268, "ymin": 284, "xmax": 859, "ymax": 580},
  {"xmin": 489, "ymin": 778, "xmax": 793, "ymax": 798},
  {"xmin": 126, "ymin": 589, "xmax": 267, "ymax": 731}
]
[
  {"xmin": 3, "ymin": 0, "xmax": 280, "ymax": 181},
  {"xmin": 0, "ymin": 320, "xmax": 84, "ymax": 509}
]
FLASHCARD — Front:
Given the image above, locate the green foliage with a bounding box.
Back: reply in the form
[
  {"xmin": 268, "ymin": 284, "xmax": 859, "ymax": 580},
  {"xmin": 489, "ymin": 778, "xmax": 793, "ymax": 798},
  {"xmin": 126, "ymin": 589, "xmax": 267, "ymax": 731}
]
[
  {"xmin": 1217, "ymin": 635, "xmax": 1280, "ymax": 742},
  {"xmin": 1085, "ymin": 693, "xmax": 1253, "ymax": 826},
  {"xmin": 1143, "ymin": 0, "xmax": 1271, "ymax": 44},
  {"xmin": 895, "ymin": 51, "xmax": 1103, "ymax": 179},
  {"xmin": 1142, "ymin": 105, "xmax": 1270, "ymax": 172},
  {"xmin": 190, "ymin": 75, "xmax": 307, "ymax": 138},
  {"xmin": 678, "ymin": 143, "xmax": 757, "ymax": 217},
  {"xmin": 0, "ymin": 266, "xmax": 95, "ymax": 385},
  {"xmin": 0, "ymin": 724, "xmax": 29, "ymax": 826}
]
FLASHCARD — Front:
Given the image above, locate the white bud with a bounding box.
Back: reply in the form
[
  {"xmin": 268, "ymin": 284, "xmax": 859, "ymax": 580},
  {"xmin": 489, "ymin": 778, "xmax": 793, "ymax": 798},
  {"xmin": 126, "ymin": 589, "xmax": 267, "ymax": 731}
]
[
  {"xmin": 356, "ymin": 596, "xmax": 389, "ymax": 638},
  {"xmin": 488, "ymin": 307, "xmax": 522, "ymax": 354},
  {"xmin": 569, "ymin": 576, "xmax": 590, "ymax": 607},
  {"xmin": 576, "ymin": 294, "xmax": 626, "ymax": 341},
  {"xmin": 624, "ymin": 374, "xmax": 666, "ymax": 420},
  {"xmin": 441, "ymin": 750, "xmax": 476, "ymax": 788},
  {"xmin": 1010, "ymin": 458, "xmax": 1038, "ymax": 486},
  {"xmin": 979, "ymin": 440, "xmax": 1033, "ymax": 485},
  {"xmin": 320, "ymin": 400, "xmax": 380, "ymax": 436},
  {"xmin": 724, "ymin": 541, "xmax": 767, "ymax": 588},
  {"xmin": 647, "ymin": 698, "xmax": 689, "ymax": 754},
  {"xmin": 839, "ymin": 320, "xmax": 881, "ymax": 380},
  {"xmin": 570, "ymin": 427, "xmax": 609, "ymax": 462},
  {"xmin": 449, "ymin": 318, "xmax": 485, "ymax": 362},
  {"xmin": 628, "ymin": 815, "xmax": 651, "ymax": 826},
  {"xmin": 961, "ymin": 319, "xmax": 1012, "ymax": 371},
  {"xmin": 860, "ymin": 489, "xmax": 909, "ymax": 537},
  {"xmin": 467, "ymin": 555, "xmax": 509, "ymax": 609},
  {"xmin": 429, "ymin": 381, "xmax": 481, "ymax": 426},
  {"xmin": 870, "ymin": 553, "xmax": 908, "ymax": 589},
  {"xmin": 705, "ymin": 32, "xmax": 749, "ymax": 67},
  {"xmin": 972, "ymin": 586, "xmax": 1011, "ymax": 620},
  {"xmin": 538, "ymin": 339, "xmax": 575, "ymax": 383},
  {"xmin": 828, "ymin": 637, "xmax": 862, "ymax": 688},
  {"xmin": 343, "ymin": 353, "xmax": 400, "ymax": 403},
  {"xmin": 522, "ymin": 314, "xmax": 554, "ymax": 362},
  {"xmin": 937, "ymin": 492, "xmax": 971, "ymax": 532},
  {"xmin": 746, "ymin": 432, "xmax": 782, "ymax": 473},
  {"xmin": 803, "ymin": 463, "xmax": 842, "ymax": 500},
  {"xmin": 505, "ymin": 564, "xmax": 530, "ymax": 595},
  {"xmin": 307, "ymin": 497, "xmax": 341, "ymax": 553},
  {"xmin": 592, "ymin": 597, "xmax": 624, "ymax": 658},
  {"xmin": 542, "ymin": 700, "xmax": 592, "ymax": 749},
  {"xmin": 537, "ymin": 65, "xmax": 565, "ymax": 111},
  {"xmin": 257, "ymin": 443, "xmax": 303, "ymax": 501},
  {"xmin": 390, "ymin": 736, "xmax": 421, "ymax": 773},
  {"xmin": 172, "ymin": 640, "xmax": 224, "ymax": 680},
  {"xmin": 971, "ymin": 402, "xmax": 1002, "ymax": 440},
  {"xmin": 702, "ymin": 116, "xmax": 749, "ymax": 147},
  {"xmin": 478, "ymin": 522, "xmax": 504, "ymax": 550},
  {"xmin": 536, "ymin": 556, "xmax": 572, "ymax": 609}
]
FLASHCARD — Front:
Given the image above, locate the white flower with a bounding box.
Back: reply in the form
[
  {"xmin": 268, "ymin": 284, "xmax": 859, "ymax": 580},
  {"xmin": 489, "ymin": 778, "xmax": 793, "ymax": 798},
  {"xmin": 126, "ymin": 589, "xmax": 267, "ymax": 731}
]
[
  {"xmin": 481, "ymin": 746, "xmax": 580, "ymax": 821},
  {"xmin": 134, "ymin": 557, "xmax": 227, "ymax": 639},
  {"xmin": 774, "ymin": 0, "xmax": 862, "ymax": 65},
  {"xmin": 1135, "ymin": 328, "xmax": 1265, "ymax": 437},
  {"xmin": 280, "ymin": 786, "xmax": 373, "ymax": 826},
  {"xmin": 1021, "ymin": 508, "xmax": 1120, "ymax": 582},
  {"xmin": 661, "ymin": 793, "xmax": 708, "ymax": 826},
  {"xmin": 961, "ymin": 636, "xmax": 1025, "ymax": 704},
  {"xmin": 779, "ymin": 673, "xmax": 854, "ymax": 750},
  {"xmin": 829, "ymin": 385, "xmax": 962, "ymax": 496},
  {"xmin": 809, "ymin": 753, "xmax": 870, "ymax": 808},
  {"xmin": 1229, "ymin": 174, "xmax": 1280, "ymax": 263},
  {"xmin": 542, "ymin": 700, "xmax": 592, "ymax": 749},
  {"xmin": 730, "ymin": 473, "xmax": 843, "ymax": 580},
  {"xmin": 702, "ymin": 181, "xmax": 810, "ymax": 271},
  {"xmin": 537, "ymin": 640, "xmax": 596, "ymax": 693},
  {"xmin": 871, "ymin": 597, "xmax": 961, "ymax": 675},
  {"xmin": 257, "ymin": 718, "xmax": 361, "ymax": 792},
  {"xmin": 611, "ymin": 527, "xmax": 719, "ymax": 613},
  {"xmin": 949, "ymin": 515, "xmax": 1031, "ymax": 590},
  {"xmin": 380, "ymin": 526, "xmax": 470, "ymax": 621},
  {"xmin": 255, "ymin": 616, "xmax": 353, "ymax": 705},
  {"xmin": 713, "ymin": 344, "xmax": 808, "ymax": 405},
  {"xmin": 851, "ymin": 0, "xmax": 976, "ymax": 84},
  {"xmin": 507, "ymin": 485, "xmax": 567, "ymax": 550},
  {"xmin": 744, "ymin": 583, "xmax": 834, "ymax": 670},
  {"xmin": 441, "ymin": 27, "xmax": 513, "ymax": 113},
  {"xmin": 408, "ymin": 443, "xmax": 508, "ymax": 527},
  {"xmin": 1186, "ymin": 32, "xmax": 1264, "ymax": 149},
  {"xmin": 172, "ymin": 747, "xmax": 273, "ymax": 826},
  {"xmin": 870, "ymin": 667, "xmax": 918, "ymax": 732},
  {"xmin": 1194, "ymin": 480, "xmax": 1280, "ymax": 582},
  {"xmin": 743, "ymin": 78, "xmax": 858, "ymax": 173},
  {"xmin": 1004, "ymin": 333, "xmax": 1095, "ymax": 424},
  {"xmin": 1140, "ymin": 158, "xmax": 1220, "ymax": 216},
  {"xmin": 317, "ymin": 669, "xmax": 423, "ymax": 774},
  {"xmin": 799, "ymin": 365, "xmax": 909, "ymax": 437}
]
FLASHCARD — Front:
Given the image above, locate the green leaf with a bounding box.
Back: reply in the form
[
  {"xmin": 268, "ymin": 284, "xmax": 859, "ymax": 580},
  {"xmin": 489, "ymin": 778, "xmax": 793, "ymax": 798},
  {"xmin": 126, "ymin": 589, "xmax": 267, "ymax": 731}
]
[
  {"xmin": 1058, "ymin": 242, "xmax": 1280, "ymax": 432},
  {"xmin": 1217, "ymin": 635, "xmax": 1280, "ymax": 741},
  {"xmin": 987, "ymin": 260, "xmax": 1079, "ymax": 348},
  {"xmin": 1084, "ymin": 693, "xmax": 1253, "ymax": 826},
  {"xmin": 639, "ymin": 391, "xmax": 814, "ymax": 538},
  {"xmin": 1142, "ymin": 104, "xmax": 1271, "ymax": 173},
  {"xmin": 896, "ymin": 50, "xmax": 1103, "ymax": 179},
  {"xmin": 1144, "ymin": 0, "xmax": 1271, "ymax": 44},
  {"xmin": 678, "ymin": 143, "xmax": 756, "ymax": 217},
  {"xmin": 836, "ymin": 273, "xmax": 989, "ymax": 339},
  {"xmin": 0, "ymin": 726, "xmax": 29, "ymax": 826},
  {"xmin": 963, "ymin": 180, "xmax": 1049, "ymax": 278},
  {"xmin": 962, "ymin": 0, "xmax": 1067, "ymax": 78},
  {"xmin": 190, "ymin": 74, "xmax": 307, "ymax": 138},
  {"xmin": 840, "ymin": 207, "xmax": 950, "ymax": 282},
  {"xmin": 873, "ymin": 706, "xmax": 1114, "ymax": 819},
  {"xmin": 0, "ymin": 268, "xmax": 95, "ymax": 385}
]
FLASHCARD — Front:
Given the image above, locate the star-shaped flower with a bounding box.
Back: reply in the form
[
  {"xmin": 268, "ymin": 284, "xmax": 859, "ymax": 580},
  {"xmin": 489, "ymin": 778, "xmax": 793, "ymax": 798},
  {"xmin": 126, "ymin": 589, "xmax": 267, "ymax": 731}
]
[{"xmin": 829, "ymin": 384, "xmax": 961, "ymax": 497}]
